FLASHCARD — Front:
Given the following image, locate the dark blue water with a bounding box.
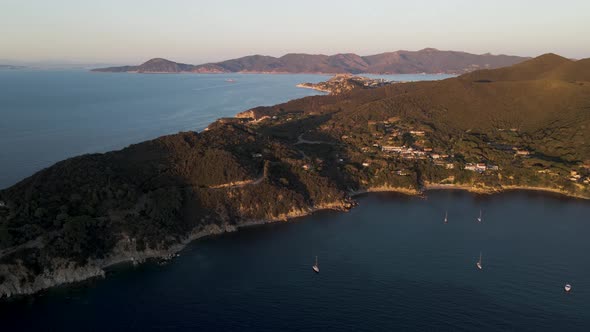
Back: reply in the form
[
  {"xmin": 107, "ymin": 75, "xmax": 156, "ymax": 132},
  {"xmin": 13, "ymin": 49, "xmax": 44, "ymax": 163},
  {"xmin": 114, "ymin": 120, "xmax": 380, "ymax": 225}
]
[{"xmin": 2, "ymin": 191, "xmax": 589, "ymax": 331}]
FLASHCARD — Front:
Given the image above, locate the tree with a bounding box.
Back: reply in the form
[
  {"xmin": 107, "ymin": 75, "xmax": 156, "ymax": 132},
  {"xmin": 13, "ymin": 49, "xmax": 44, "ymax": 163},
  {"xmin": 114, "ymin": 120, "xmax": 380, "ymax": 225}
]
[{"xmin": 402, "ymin": 133, "xmax": 415, "ymax": 147}]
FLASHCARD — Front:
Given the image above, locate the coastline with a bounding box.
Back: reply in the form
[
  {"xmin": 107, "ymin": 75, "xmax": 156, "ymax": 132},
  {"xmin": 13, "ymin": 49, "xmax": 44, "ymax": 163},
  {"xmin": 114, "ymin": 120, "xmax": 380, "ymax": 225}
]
[
  {"xmin": 422, "ymin": 183, "xmax": 590, "ymax": 200},
  {"xmin": 295, "ymin": 83, "xmax": 332, "ymax": 94},
  {"xmin": 350, "ymin": 185, "xmax": 420, "ymax": 197},
  {"xmin": 0, "ymin": 201, "xmax": 350, "ymax": 299},
  {"xmin": 92, "ymin": 69, "xmax": 458, "ymax": 76},
  {"xmin": 1, "ymin": 183, "xmax": 587, "ymax": 299}
]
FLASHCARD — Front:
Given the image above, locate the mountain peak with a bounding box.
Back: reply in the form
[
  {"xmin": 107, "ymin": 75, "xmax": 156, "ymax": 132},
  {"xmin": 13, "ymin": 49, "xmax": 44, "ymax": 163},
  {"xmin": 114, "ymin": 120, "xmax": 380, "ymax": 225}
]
[
  {"xmin": 460, "ymin": 52, "xmax": 577, "ymax": 82},
  {"xmin": 141, "ymin": 58, "xmax": 175, "ymax": 65},
  {"xmin": 534, "ymin": 53, "xmax": 569, "ymax": 61},
  {"xmin": 522, "ymin": 53, "xmax": 571, "ymax": 68}
]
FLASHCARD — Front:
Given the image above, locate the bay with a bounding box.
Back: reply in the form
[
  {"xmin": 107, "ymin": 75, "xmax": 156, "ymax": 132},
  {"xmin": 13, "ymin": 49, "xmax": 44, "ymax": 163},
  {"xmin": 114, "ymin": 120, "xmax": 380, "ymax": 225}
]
[{"xmin": 1, "ymin": 191, "xmax": 589, "ymax": 331}]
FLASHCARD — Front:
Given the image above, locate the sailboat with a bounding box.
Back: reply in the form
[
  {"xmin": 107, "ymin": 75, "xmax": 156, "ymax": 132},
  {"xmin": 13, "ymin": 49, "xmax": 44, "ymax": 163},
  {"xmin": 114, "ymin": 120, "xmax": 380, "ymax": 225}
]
[
  {"xmin": 312, "ymin": 256, "xmax": 320, "ymax": 273},
  {"xmin": 477, "ymin": 209, "xmax": 482, "ymax": 223},
  {"xmin": 444, "ymin": 211, "xmax": 448, "ymax": 224},
  {"xmin": 564, "ymin": 283, "xmax": 572, "ymax": 292},
  {"xmin": 476, "ymin": 252, "xmax": 483, "ymax": 270}
]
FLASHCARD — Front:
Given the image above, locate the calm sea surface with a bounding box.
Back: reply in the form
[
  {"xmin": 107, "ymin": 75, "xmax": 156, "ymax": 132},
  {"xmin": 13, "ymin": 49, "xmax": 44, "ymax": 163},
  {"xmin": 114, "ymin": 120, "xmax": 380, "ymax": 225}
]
[
  {"xmin": 4, "ymin": 70, "xmax": 585, "ymax": 331},
  {"xmin": 0, "ymin": 70, "xmax": 452, "ymax": 189},
  {"xmin": 1, "ymin": 191, "xmax": 589, "ymax": 331},
  {"xmin": 0, "ymin": 70, "xmax": 327, "ymax": 189}
]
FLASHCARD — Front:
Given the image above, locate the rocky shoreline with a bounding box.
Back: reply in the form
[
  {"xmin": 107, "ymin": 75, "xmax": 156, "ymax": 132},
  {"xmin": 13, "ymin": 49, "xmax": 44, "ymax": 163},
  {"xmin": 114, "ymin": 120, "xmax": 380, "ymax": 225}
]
[
  {"xmin": 0, "ymin": 201, "xmax": 351, "ymax": 299},
  {"xmin": 422, "ymin": 183, "xmax": 590, "ymax": 200},
  {"xmin": 295, "ymin": 83, "xmax": 332, "ymax": 93},
  {"xmin": 3, "ymin": 182, "xmax": 587, "ymax": 299}
]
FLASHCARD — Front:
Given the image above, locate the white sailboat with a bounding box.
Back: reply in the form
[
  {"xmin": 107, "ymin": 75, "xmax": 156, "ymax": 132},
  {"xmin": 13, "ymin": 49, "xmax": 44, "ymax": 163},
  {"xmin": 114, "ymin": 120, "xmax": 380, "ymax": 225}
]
[
  {"xmin": 476, "ymin": 252, "xmax": 483, "ymax": 270},
  {"xmin": 564, "ymin": 283, "xmax": 572, "ymax": 292},
  {"xmin": 312, "ymin": 256, "xmax": 319, "ymax": 273},
  {"xmin": 444, "ymin": 211, "xmax": 448, "ymax": 224},
  {"xmin": 477, "ymin": 209, "xmax": 482, "ymax": 223}
]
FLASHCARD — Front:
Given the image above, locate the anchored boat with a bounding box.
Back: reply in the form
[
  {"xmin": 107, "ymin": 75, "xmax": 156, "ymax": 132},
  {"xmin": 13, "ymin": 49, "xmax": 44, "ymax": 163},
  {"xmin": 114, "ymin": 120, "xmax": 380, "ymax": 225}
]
[
  {"xmin": 312, "ymin": 256, "xmax": 319, "ymax": 273},
  {"xmin": 476, "ymin": 252, "xmax": 483, "ymax": 270}
]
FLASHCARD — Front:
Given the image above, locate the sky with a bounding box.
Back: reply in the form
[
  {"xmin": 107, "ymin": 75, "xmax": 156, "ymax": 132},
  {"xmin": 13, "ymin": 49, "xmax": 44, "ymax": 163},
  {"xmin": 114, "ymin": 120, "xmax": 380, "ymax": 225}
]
[{"xmin": 1, "ymin": 0, "xmax": 589, "ymax": 65}]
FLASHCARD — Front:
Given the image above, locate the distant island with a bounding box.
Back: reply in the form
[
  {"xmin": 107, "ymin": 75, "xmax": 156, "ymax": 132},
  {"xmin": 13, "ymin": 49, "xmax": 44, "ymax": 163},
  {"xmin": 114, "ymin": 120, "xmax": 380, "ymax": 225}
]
[
  {"xmin": 0, "ymin": 65, "xmax": 25, "ymax": 70},
  {"xmin": 297, "ymin": 74, "xmax": 395, "ymax": 94},
  {"xmin": 92, "ymin": 48, "xmax": 529, "ymax": 75},
  {"xmin": 2, "ymin": 53, "xmax": 589, "ymax": 298}
]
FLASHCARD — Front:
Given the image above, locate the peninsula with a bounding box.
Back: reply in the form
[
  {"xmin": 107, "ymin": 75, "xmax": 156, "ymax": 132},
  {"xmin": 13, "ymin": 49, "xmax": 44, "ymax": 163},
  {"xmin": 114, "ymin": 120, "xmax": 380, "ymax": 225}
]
[
  {"xmin": 1, "ymin": 53, "xmax": 589, "ymax": 298},
  {"xmin": 92, "ymin": 48, "xmax": 528, "ymax": 75},
  {"xmin": 297, "ymin": 74, "xmax": 395, "ymax": 95}
]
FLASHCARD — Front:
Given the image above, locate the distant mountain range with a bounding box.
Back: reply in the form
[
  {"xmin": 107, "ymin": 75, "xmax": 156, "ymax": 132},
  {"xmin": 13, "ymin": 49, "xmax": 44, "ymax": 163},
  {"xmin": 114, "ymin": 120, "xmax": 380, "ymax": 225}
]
[
  {"xmin": 92, "ymin": 48, "xmax": 529, "ymax": 74},
  {"xmin": 0, "ymin": 64, "xmax": 26, "ymax": 70}
]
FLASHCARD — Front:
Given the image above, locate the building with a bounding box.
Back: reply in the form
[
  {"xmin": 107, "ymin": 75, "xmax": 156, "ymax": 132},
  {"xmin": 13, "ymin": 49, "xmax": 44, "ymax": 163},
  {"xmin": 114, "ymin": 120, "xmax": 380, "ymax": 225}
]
[
  {"xmin": 515, "ymin": 149, "xmax": 531, "ymax": 156},
  {"xmin": 410, "ymin": 130, "xmax": 426, "ymax": 136},
  {"xmin": 382, "ymin": 145, "xmax": 404, "ymax": 152},
  {"xmin": 465, "ymin": 163, "xmax": 487, "ymax": 172}
]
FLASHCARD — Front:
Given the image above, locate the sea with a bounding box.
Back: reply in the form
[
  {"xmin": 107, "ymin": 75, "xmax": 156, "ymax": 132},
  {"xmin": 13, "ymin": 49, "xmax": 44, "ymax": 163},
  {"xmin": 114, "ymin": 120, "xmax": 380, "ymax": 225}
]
[
  {"xmin": 0, "ymin": 70, "xmax": 452, "ymax": 189},
  {"xmin": 2, "ymin": 70, "xmax": 588, "ymax": 331}
]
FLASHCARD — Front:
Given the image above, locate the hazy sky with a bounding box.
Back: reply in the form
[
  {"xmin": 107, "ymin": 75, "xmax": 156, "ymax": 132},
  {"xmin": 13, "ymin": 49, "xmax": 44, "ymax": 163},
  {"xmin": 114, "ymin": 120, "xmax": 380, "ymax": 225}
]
[{"xmin": 1, "ymin": 0, "xmax": 589, "ymax": 64}]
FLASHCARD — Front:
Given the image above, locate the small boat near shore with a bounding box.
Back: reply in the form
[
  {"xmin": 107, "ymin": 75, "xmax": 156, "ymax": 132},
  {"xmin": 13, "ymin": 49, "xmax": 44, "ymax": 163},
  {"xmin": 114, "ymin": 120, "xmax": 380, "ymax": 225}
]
[
  {"xmin": 477, "ymin": 209, "xmax": 482, "ymax": 223},
  {"xmin": 444, "ymin": 211, "xmax": 448, "ymax": 224},
  {"xmin": 564, "ymin": 283, "xmax": 572, "ymax": 292}
]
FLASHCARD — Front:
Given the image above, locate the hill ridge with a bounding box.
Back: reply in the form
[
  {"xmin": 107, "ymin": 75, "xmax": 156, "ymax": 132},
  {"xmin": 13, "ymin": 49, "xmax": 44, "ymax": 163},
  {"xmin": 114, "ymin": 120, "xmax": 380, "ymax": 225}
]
[{"xmin": 93, "ymin": 49, "xmax": 530, "ymax": 74}]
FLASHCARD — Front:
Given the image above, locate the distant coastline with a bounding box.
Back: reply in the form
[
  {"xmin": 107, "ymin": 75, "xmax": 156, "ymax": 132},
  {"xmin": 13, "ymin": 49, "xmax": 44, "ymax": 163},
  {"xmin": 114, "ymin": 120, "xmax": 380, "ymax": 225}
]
[
  {"xmin": 295, "ymin": 83, "xmax": 332, "ymax": 93},
  {"xmin": 91, "ymin": 49, "xmax": 529, "ymax": 75}
]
